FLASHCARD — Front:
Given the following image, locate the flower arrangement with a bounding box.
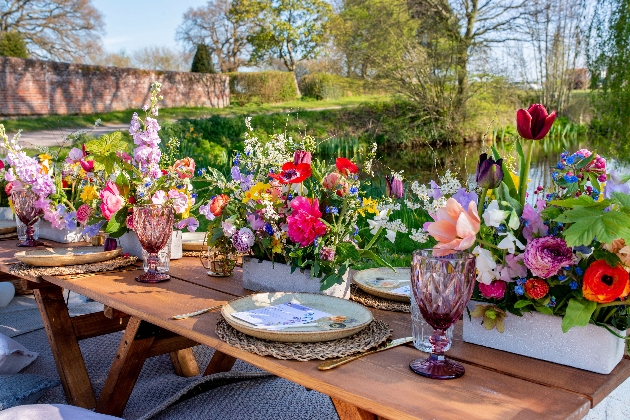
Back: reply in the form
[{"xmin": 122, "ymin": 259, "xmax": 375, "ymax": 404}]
[
  {"xmin": 198, "ymin": 119, "xmax": 406, "ymax": 289},
  {"xmin": 413, "ymin": 103, "xmax": 630, "ymax": 335}
]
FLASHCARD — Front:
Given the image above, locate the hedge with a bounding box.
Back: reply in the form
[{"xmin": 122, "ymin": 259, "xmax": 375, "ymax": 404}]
[
  {"xmin": 299, "ymin": 73, "xmax": 384, "ymax": 100},
  {"xmin": 228, "ymin": 71, "xmax": 298, "ymax": 105}
]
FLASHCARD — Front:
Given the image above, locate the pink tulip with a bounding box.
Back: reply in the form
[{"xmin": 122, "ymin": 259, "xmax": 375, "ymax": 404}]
[
  {"xmin": 99, "ymin": 181, "xmax": 124, "ymax": 220},
  {"xmin": 427, "ymin": 198, "xmax": 480, "ymax": 256},
  {"xmin": 516, "ymin": 104, "xmax": 557, "ymax": 140}
]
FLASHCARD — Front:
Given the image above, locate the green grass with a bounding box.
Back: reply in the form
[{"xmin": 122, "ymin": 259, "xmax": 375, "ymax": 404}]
[{"xmin": 0, "ymin": 95, "xmax": 393, "ymax": 133}]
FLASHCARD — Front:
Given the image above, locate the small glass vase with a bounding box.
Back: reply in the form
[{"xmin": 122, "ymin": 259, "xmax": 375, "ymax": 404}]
[
  {"xmin": 201, "ymin": 246, "xmax": 237, "ymax": 277},
  {"xmin": 12, "ymin": 190, "xmax": 44, "ymax": 247},
  {"xmin": 409, "ymin": 249, "xmax": 476, "ymax": 379},
  {"xmin": 134, "ymin": 204, "xmax": 174, "ymax": 283}
]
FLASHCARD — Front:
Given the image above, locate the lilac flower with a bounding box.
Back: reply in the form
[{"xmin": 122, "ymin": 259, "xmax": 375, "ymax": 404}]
[
  {"xmin": 176, "ymin": 217, "xmax": 199, "ymax": 232},
  {"xmin": 320, "ymin": 246, "xmax": 336, "ymax": 261},
  {"xmin": 82, "ymin": 220, "xmax": 105, "ymax": 237},
  {"xmin": 522, "ymin": 201, "xmax": 548, "ymax": 242},
  {"xmin": 452, "ymin": 188, "xmax": 478, "ymax": 209},
  {"xmin": 231, "ymin": 227, "xmax": 255, "ymax": 252},
  {"xmin": 430, "ymin": 180, "xmax": 442, "ymax": 199},
  {"xmin": 524, "ymin": 237, "xmax": 574, "ymax": 279}
]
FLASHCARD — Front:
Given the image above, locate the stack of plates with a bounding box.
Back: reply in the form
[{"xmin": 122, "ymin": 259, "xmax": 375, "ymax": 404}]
[
  {"xmin": 221, "ymin": 292, "xmax": 374, "ymax": 343},
  {"xmin": 0, "ymin": 220, "xmax": 17, "ymax": 235},
  {"xmin": 15, "ymin": 246, "xmax": 122, "ymax": 267},
  {"xmin": 353, "ymin": 267, "xmax": 411, "ymax": 303}
]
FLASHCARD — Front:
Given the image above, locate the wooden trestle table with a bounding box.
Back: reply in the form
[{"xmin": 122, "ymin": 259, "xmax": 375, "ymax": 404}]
[{"xmin": 0, "ymin": 241, "xmax": 629, "ymax": 419}]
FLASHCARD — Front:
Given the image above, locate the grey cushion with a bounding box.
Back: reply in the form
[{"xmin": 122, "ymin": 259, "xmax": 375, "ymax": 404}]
[
  {"xmin": 0, "ymin": 333, "xmax": 38, "ymax": 374},
  {"xmin": 0, "ymin": 404, "xmax": 122, "ymax": 419},
  {"xmin": 0, "ymin": 374, "xmax": 60, "ymax": 410}
]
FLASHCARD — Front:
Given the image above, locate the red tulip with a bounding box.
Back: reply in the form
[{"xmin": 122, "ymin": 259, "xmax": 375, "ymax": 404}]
[{"xmin": 516, "ymin": 104, "xmax": 557, "ymax": 140}]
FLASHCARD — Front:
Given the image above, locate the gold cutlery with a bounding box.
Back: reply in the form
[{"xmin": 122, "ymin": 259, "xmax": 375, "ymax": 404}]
[
  {"xmin": 318, "ymin": 336, "xmax": 414, "ymax": 370},
  {"xmin": 172, "ymin": 304, "xmax": 223, "ymax": 320}
]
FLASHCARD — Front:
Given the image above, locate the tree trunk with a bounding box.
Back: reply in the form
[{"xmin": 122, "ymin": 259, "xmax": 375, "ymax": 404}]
[{"xmin": 291, "ymin": 70, "xmax": 301, "ymax": 97}]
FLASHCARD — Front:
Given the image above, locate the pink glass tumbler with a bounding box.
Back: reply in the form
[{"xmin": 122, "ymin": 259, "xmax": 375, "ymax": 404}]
[
  {"xmin": 11, "ymin": 189, "xmax": 44, "ymax": 247},
  {"xmin": 134, "ymin": 204, "xmax": 174, "ymax": 283},
  {"xmin": 409, "ymin": 249, "xmax": 476, "ymax": 379}
]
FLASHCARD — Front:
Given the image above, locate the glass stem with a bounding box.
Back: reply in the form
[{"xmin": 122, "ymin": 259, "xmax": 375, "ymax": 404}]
[
  {"xmin": 429, "ymin": 329, "xmax": 448, "ymax": 358},
  {"xmin": 147, "ymin": 253, "xmax": 159, "ymax": 272},
  {"xmin": 25, "ymin": 225, "xmax": 34, "ymax": 241}
]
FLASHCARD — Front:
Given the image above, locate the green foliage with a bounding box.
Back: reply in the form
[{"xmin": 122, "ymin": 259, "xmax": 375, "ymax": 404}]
[
  {"xmin": 562, "ymin": 298, "xmax": 598, "ymax": 333},
  {"xmin": 299, "ymin": 73, "xmax": 383, "ymax": 100},
  {"xmin": 228, "ymin": 71, "xmax": 298, "ymax": 104},
  {"xmin": 0, "ymin": 31, "xmax": 28, "ymax": 58},
  {"xmin": 190, "ymin": 44, "xmax": 216, "ymax": 73},
  {"xmin": 554, "ymin": 205, "xmax": 630, "ymax": 246},
  {"xmin": 84, "ymin": 132, "xmax": 128, "ymax": 173}
]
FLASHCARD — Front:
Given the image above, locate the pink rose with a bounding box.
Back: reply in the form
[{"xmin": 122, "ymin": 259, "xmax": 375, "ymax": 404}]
[
  {"xmin": 287, "ymin": 196, "xmax": 327, "ymax": 247},
  {"xmin": 478, "ymin": 280, "xmax": 507, "ymax": 299},
  {"xmin": 99, "ymin": 181, "xmax": 124, "ymax": 220},
  {"xmin": 76, "ymin": 204, "xmax": 92, "ymax": 224}
]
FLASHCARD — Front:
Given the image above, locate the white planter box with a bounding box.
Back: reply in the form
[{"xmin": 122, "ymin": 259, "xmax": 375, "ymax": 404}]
[
  {"xmin": 38, "ymin": 220, "xmax": 83, "ymax": 243},
  {"xmin": 119, "ymin": 231, "xmax": 182, "ymax": 261},
  {"xmin": 463, "ymin": 300, "xmax": 625, "ymax": 374},
  {"xmin": 0, "ymin": 207, "xmax": 13, "ymax": 220},
  {"xmin": 242, "ymin": 257, "xmax": 350, "ymax": 299}
]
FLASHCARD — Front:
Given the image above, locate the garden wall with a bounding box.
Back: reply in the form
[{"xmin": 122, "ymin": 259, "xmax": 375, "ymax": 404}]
[{"xmin": 0, "ymin": 57, "xmax": 230, "ymax": 116}]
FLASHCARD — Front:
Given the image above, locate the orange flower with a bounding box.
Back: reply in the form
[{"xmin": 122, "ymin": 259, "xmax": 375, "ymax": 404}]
[
  {"xmin": 426, "ymin": 198, "xmax": 480, "ymax": 256},
  {"xmin": 524, "ymin": 278, "xmax": 549, "ymax": 300},
  {"xmin": 172, "ymin": 157, "xmax": 195, "ymax": 179},
  {"xmin": 582, "ymin": 260, "xmax": 630, "ymax": 303},
  {"xmin": 210, "ymin": 194, "xmax": 229, "ymax": 217}
]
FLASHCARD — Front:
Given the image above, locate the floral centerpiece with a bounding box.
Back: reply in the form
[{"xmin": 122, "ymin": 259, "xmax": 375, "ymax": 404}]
[
  {"xmin": 407, "ymin": 104, "xmax": 630, "ymax": 373},
  {"xmin": 198, "ymin": 119, "xmax": 406, "ymax": 291}
]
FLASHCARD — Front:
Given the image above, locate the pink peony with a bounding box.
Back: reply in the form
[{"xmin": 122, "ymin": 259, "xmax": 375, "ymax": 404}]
[
  {"xmin": 76, "ymin": 204, "xmax": 92, "ymax": 224},
  {"xmin": 478, "ymin": 280, "xmax": 507, "ymax": 299},
  {"xmin": 427, "ymin": 198, "xmax": 480, "ymax": 256},
  {"xmin": 287, "ymin": 196, "xmax": 327, "ymax": 247},
  {"xmin": 524, "ymin": 236, "xmax": 573, "ymax": 279},
  {"xmin": 99, "ymin": 181, "xmax": 124, "ymax": 220}
]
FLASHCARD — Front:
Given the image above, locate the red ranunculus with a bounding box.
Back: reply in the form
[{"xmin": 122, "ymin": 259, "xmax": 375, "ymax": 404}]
[
  {"xmin": 269, "ymin": 162, "xmax": 312, "ymax": 184},
  {"xmin": 583, "ymin": 260, "xmax": 630, "ymax": 303},
  {"xmin": 336, "ymin": 158, "xmax": 358, "ymax": 175},
  {"xmin": 210, "ymin": 194, "xmax": 229, "ymax": 216},
  {"xmin": 516, "ymin": 104, "xmax": 557, "ymax": 140},
  {"xmin": 524, "ymin": 278, "xmax": 549, "ymax": 300}
]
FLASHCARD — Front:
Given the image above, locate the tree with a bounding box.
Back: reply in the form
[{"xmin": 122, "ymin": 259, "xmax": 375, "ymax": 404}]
[
  {"xmin": 233, "ymin": 0, "xmax": 333, "ymax": 93},
  {"xmin": 177, "ymin": 0, "xmax": 249, "ymax": 73},
  {"xmin": 191, "ymin": 44, "xmax": 216, "ymax": 73},
  {"xmin": 134, "ymin": 46, "xmax": 193, "ymax": 72},
  {"xmin": 0, "ymin": 31, "xmax": 28, "ymax": 58},
  {"xmin": 0, "ymin": 0, "xmax": 104, "ymax": 61}
]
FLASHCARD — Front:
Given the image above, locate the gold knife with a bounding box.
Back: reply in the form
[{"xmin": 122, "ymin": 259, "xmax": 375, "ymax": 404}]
[{"xmin": 318, "ymin": 336, "xmax": 414, "ymax": 370}]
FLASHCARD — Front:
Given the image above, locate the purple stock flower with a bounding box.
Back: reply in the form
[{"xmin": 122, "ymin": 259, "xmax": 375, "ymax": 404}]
[
  {"xmin": 475, "ymin": 153, "xmax": 504, "ymax": 189},
  {"xmin": 524, "ymin": 237, "xmax": 573, "ymax": 279},
  {"xmin": 452, "ymin": 188, "xmax": 478, "ymax": 209}
]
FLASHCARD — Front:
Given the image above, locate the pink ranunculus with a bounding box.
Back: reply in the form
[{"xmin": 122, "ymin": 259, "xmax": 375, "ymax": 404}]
[
  {"xmin": 99, "ymin": 181, "xmax": 124, "ymax": 220},
  {"xmin": 427, "ymin": 198, "xmax": 480, "ymax": 256},
  {"xmin": 524, "ymin": 236, "xmax": 573, "ymax": 279},
  {"xmin": 287, "ymin": 196, "xmax": 327, "ymax": 247},
  {"xmin": 76, "ymin": 204, "xmax": 92, "ymax": 224},
  {"xmin": 478, "ymin": 280, "xmax": 507, "ymax": 299},
  {"xmin": 322, "ymin": 172, "xmax": 341, "ymax": 190},
  {"xmin": 152, "ymin": 190, "xmax": 167, "ymax": 205}
]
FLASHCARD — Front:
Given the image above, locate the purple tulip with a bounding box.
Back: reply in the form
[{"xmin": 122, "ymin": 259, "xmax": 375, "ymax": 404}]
[
  {"xmin": 476, "ymin": 153, "xmax": 504, "ymax": 189},
  {"xmin": 385, "ymin": 174, "xmax": 404, "ymax": 198},
  {"xmin": 293, "ymin": 150, "xmax": 312, "ymax": 165},
  {"xmin": 516, "ymin": 104, "xmax": 557, "ymax": 140}
]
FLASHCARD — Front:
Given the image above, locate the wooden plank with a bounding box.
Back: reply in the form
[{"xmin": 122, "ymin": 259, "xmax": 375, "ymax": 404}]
[
  {"xmin": 34, "ymin": 286, "xmax": 96, "ymax": 409},
  {"xmin": 40, "ymin": 271, "xmax": 592, "ymax": 420},
  {"xmin": 103, "ymin": 305, "xmax": 128, "ymax": 319},
  {"xmin": 331, "ymin": 398, "xmax": 377, "ymax": 420},
  {"xmin": 72, "ymin": 311, "xmax": 129, "ymax": 340},
  {"xmin": 203, "ymin": 350, "xmax": 237, "ymax": 375},
  {"xmin": 95, "ymin": 317, "xmax": 156, "ymax": 416},
  {"xmin": 145, "ymin": 333, "xmax": 199, "ymax": 358},
  {"xmin": 169, "ymin": 348, "xmax": 200, "ymax": 377},
  {"xmin": 169, "ymin": 259, "xmax": 250, "ymax": 297}
]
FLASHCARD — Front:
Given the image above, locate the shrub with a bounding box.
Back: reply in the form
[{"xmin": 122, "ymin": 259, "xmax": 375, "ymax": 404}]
[
  {"xmin": 299, "ymin": 73, "xmax": 384, "ymax": 100},
  {"xmin": 0, "ymin": 31, "xmax": 28, "ymax": 59},
  {"xmin": 228, "ymin": 71, "xmax": 298, "ymax": 105},
  {"xmin": 190, "ymin": 44, "xmax": 215, "ymax": 73}
]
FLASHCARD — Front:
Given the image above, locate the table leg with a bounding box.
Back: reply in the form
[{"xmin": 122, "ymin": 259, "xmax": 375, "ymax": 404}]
[
  {"xmin": 170, "ymin": 348, "xmax": 200, "ymax": 377},
  {"xmin": 96, "ymin": 317, "xmax": 156, "ymax": 416},
  {"xmin": 34, "ymin": 286, "xmax": 96, "ymax": 409},
  {"xmin": 331, "ymin": 397, "xmax": 378, "ymax": 420},
  {"xmin": 203, "ymin": 350, "xmax": 237, "ymax": 375}
]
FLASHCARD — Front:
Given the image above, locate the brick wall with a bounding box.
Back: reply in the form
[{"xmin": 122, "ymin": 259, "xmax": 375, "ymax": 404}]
[{"xmin": 0, "ymin": 57, "xmax": 230, "ymax": 116}]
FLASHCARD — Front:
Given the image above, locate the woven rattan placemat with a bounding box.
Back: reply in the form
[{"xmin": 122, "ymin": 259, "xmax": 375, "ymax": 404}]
[
  {"xmin": 9, "ymin": 255, "xmax": 139, "ymax": 279},
  {"xmin": 349, "ymin": 284, "xmax": 411, "ymax": 313},
  {"xmin": 216, "ymin": 318, "xmax": 391, "ymax": 361}
]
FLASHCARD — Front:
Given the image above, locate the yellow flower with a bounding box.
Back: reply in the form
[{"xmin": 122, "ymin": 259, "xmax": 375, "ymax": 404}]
[
  {"xmin": 358, "ymin": 197, "xmax": 378, "ymax": 216},
  {"xmin": 38, "ymin": 153, "xmax": 52, "ymax": 174},
  {"xmin": 242, "ymin": 182, "xmax": 271, "ymax": 203},
  {"xmin": 271, "ymin": 234, "xmax": 285, "ymax": 254},
  {"xmin": 8, "ymin": 199, "xmax": 13, "ymax": 212},
  {"xmin": 80, "ymin": 185, "xmax": 99, "ymax": 203}
]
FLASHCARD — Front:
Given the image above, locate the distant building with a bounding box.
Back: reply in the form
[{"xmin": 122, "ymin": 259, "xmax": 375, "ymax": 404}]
[{"xmin": 570, "ymin": 68, "xmax": 588, "ymax": 90}]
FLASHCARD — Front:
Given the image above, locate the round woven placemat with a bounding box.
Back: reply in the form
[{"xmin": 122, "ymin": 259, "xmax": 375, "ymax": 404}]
[
  {"xmin": 9, "ymin": 255, "xmax": 139, "ymax": 279},
  {"xmin": 0, "ymin": 232, "xmax": 18, "ymax": 240},
  {"xmin": 182, "ymin": 251, "xmax": 203, "ymax": 258},
  {"xmin": 350, "ymin": 284, "xmax": 411, "ymax": 313},
  {"xmin": 216, "ymin": 318, "xmax": 391, "ymax": 361}
]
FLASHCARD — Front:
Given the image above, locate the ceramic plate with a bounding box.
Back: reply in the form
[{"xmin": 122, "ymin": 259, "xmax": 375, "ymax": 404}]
[
  {"xmin": 0, "ymin": 220, "xmax": 17, "ymax": 235},
  {"xmin": 182, "ymin": 232, "xmax": 207, "ymax": 251},
  {"xmin": 353, "ymin": 267, "xmax": 411, "ymax": 303},
  {"xmin": 15, "ymin": 246, "xmax": 122, "ymax": 267},
  {"xmin": 222, "ymin": 292, "xmax": 373, "ymax": 343}
]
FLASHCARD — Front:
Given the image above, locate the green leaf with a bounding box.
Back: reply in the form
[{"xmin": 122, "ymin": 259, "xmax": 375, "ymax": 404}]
[
  {"xmin": 335, "ymin": 242, "xmax": 361, "ymax": 262},
  {"xmin": 541, "ymin": 206, "xmax": 562, "ymax": 220},
  {"xmin": 359, "ymin": 249, "xmax": 394, "ymax": 271},
  {"xmin": 104, "ymin": 208, "xmax": 129, "ymax": 238},
  {"xmin": 555, "ymin": 207, "xmax": 630, "ymax": 246},
  {"xmin": 562, "ymin": 298, "xmax": 597, "ymax": 333},
  {"xmin": 514, "ymin": 300, "xmax": 533, "ymax": 309},
  {"xmin": 612, "ymin": 192, "xmax": 630, "ymax": 209},
  {"xmin": 575, "ymin": 152, "xmax": 596, "ymax": 169},
  {"xmin": 592, "ymin": 249, "xmax": 623, "ymax": 268},
  {"xmin": 500, "ymin": 182, "xmax": 522, "ymax": 215},
  {"xmin": 85, "ymin": 131, "xmax": 128, "ymax": 173},
  {"xmin": 549, "ymin": 195, "xmax": 609, "ymax": 209},
  {"xmin": 534, "ymin": 304, "xmax": 554, "ymax": 315}
]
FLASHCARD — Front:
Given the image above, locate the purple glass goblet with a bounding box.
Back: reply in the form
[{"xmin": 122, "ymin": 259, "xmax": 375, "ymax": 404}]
[
  {"xmin": 409, "ymin": 249, "xmax": 476, "ymax": 379},
  {"xmin": 134, "ymin": 204, "xmax": 174, "ymax": 283},
  {"xmin": 11, "ymin": 189, "xmax": 44, "ymax": 247}
]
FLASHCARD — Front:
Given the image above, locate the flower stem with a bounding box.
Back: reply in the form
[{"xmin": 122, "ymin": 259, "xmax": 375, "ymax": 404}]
[
  {"xmin": 476, "ymin": 239, "xmax": 499, "ymax": 250},
  {"xmin": 480, "ymin": 187, "xmax": 488, "ymax": 207},
  {"xmin": 519, "ymin": 142, "xmax": 534, "ymax": 208}
]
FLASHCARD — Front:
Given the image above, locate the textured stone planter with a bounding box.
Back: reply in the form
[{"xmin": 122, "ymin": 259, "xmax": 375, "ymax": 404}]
[
  {"xmin": 0, "ymin": 207, "xmax": 13, "ymax": 220},
  {"xmin": 463, "ymin": 300, "xmax": 625, "ymax": 374},
  {"xmin": 119, "ymin": 231, "xmax": 182, "ymax": 261},
  {"xmin": 242, "ymin": 257, "xmax": 351, "ymax": 299},
  {"xmin": 38, "ymin": 220, "xmax": 83, "ymax": 243}
]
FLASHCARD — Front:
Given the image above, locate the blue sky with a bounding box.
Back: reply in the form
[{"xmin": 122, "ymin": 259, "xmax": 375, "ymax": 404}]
[{"xmin": 92, "ymin": 0, "xmax": 208, "ymax": 52}]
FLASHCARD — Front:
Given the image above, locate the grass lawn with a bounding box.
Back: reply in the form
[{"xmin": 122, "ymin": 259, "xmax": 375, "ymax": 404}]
[{"xmin": 0, "ymin": 95, "xmax": 393, "ymax": 133}]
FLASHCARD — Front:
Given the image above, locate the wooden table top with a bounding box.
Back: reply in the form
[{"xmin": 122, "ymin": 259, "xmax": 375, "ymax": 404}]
[{"xmin": 3, "ymin": 244, "xmax": 628, "ymax": 419}]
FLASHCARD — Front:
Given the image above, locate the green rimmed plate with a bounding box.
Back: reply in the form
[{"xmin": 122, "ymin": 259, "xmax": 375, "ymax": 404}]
[
  {"xmin": 0, "ymin": 220, "xmax": 17, "ymax": 235},
  {"xmin": 15, "ymin": 246, "xmax": 122, "ymax": 267},
  {"xmin": 353, "ymin": 267, "xmax": 411, "ymax": 303}
]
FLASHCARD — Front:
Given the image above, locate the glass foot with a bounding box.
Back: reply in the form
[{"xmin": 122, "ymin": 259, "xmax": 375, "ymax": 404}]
[
  {"xmin": 136, "ymin": 272, "xmax": 170, "ymax": 283},
  {"xmin": 409, "ymin": 354, "xmax": 465, "ymax": 379},
  {"xmin": 17, "ymin": 239, "xmax": 45, "ymax": 247}
]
